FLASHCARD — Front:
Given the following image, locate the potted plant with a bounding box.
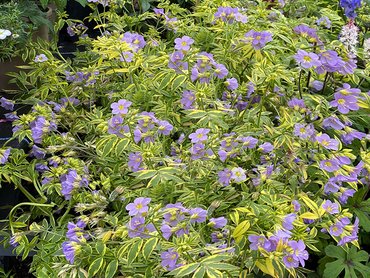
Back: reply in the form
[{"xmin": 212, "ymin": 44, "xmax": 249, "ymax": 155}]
[{"xmin": 0, "ymin": 0, "xmax": 55, "ymax": 91}]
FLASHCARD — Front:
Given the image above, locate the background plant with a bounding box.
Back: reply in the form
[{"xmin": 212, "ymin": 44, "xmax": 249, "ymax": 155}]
[{"xmin": 0, "ymin": 0, "xmax": 370, "ymax": 277}]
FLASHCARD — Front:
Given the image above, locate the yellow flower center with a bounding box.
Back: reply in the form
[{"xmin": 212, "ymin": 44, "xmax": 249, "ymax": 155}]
[
  {"xmin": 303, "ymin": 56, "xmax": 312, "ymax": 62},
  {"xmin": 337, "ymin": 99, "xmax": 345, "ymax": 105}
]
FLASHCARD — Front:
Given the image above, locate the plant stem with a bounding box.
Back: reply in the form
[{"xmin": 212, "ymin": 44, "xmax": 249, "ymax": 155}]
[
  {"xmin": 306, "ymin": 70, "xmax": 311, "ymax": 92},
  {"xmin": 321, "ymin": 72, "xmax": 329, "ymax": 94},
  {"xmin": 298, "ymin": 70, "xmax": 303, "ymax": 99}
]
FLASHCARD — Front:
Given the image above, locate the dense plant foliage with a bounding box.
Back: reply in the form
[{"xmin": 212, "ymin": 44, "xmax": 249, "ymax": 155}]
[{"xmin": 1, "ymin": 0, "xmax": 370, "ymax": 277}]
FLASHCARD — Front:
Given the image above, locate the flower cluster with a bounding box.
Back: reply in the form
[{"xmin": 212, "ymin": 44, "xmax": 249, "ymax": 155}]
[
  {"xmin": 190, "ymin": 52, "xmax": 230, "ymax": 84},
  {"xmin": 214, "ymin": 7, "xmax": 247, "ymax": 24},
  {"xmin": 60, "ymin": 170, "xmax": 89, "ymax": 200},
  {"xmin": 243, "ymin": 30, "xmax": 273, "ymax": 50},
  {"xmin": 249, "ymin": 231, "xmax": 309, "ymax": 269},
  {"xmin": 62, "ymin": 220, "xmax": 88, "ymax": 264}
]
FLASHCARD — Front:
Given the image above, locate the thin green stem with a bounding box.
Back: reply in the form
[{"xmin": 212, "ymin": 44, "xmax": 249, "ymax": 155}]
[
  {"xmin": 298, "ymin": 70, "xmax": 303, "ymax": 99},
  {"xmin": 9, "ymin": 202, "xmax": 54, "ymax": 234}
]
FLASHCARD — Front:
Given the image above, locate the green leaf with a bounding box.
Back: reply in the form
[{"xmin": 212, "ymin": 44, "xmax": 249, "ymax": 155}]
[
  {"xmin": 192, "ymin": 266, "xmax": 206, "ymax": 278},
  {"xmin": 171, "ymin": 75, "xmax": 187, "ymax": 92},
  {"xmin": 127, "ymin": 239, "xmax": 143, "ymax": 265},
  {"xmin": 147, "ymin": 174, "xmax": 161, "ymax": 188},
  {"xmin": 168, "ymin": 263, "xmax": 200, "ymax": 277},
  {"xmin": 201, "ymin": 254, "xmax": 230, "ymax": 263},
  {"xmin": 96, "ymin": 241, "xmax": 106, "ymax": 256},
  {"xmin": 323, "ymin": 260, "xmax": 345, "ymax": 278},
  {"xmin": 132, "ymin": 170, "xmax": 158, "ymax": 180},
  {"xmin": 232, "ymin": 220, "xmax": 250, "ymax": 241},
  {"xmin": 142, "ymin": 237, "xmax": 158, "ymax": 260},
  {"xmin": 88, "ymin": 257, "xmax": 104, "ymax": 277},
  {"xmin": 186, "ymin": 110, "xmax": 207, "ymax": 119},
  {"xmin": 140, "ymin": 0, "xmax": 151, "ymax": 12},
  {"xmin": 205, "ymin": 267, "xmax": 223, "ymax": 278},
  {"xmin": 159, "ymin": 72, "xmax": 175, "ymax": 90},
  {"xmin": 204, "ymin": 262, "xmax": 238, "ymax": 271},
  {"xmin": 353, "ymin": 261, "xmax": 370, "ymax": 277},
  {"xmin": 115, "ymin": 138, "xmax": 130, "ymax": 156},
  {"xmin": 105, "ymin": 260, "xmax": 118, "ymax": 278},
  {"xmin": 75, "ymin": 0, "xmax": 87, "ymax": 6},
  {"xmin": 325, "ymin": 245, "xmax": 346, "ymax": 260},
  {"xmin": 39, "ymin": 0, "xmax": 48, "ymax": 9}
]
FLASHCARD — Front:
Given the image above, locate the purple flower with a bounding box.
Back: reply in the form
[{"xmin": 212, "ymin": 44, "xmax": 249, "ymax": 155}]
[
  {"xmin": 329, "ymin": 221, "xmax": 344, "ymax": 237},
  {"xmin": 338, "ymin": 188, "xmax": 356, "ymax": 204},
  {"xmin": 294, "ymin": 50, "xmax": 321, "ymax": 69},
  {"xmin": 288, "ymin": 98, "xmax": 306, "ymax": 111},
  {"xmin": 316, "ymin": 16, "xmax": 331, "ymax": 28},
  {"xmin": 126, "ymin": 197, "xmax": 151, "ymax": 216},
  {"xmin": 120, "ymin": 51, "xmax": 134, "ymax": 62},
  {"xmin": 168, "ymin": 51, "xmax": 188, "ymax": 73},
  {"xmin": 248, "ymin": 235, "xmax": 272, "ymax": 251},
  {"xmin": 330, "ymin": 93, "xmax": 359, "ymax": 115},
  {"xmin": 322, "ymin": 200, "xmax": 339, "ymax": 214},
  {"xmin": 292, "ymin": 200, "xmax": 301, "ymax": 212},
  {"xmin": 62, "ymin": 241, "xmax": 79, "ymax": 264},
  {"xmin": 160, "ymin": 224, "xmax": 173, "ymax": 240},
  {"xmin": 30, "ymin": 116, "xmax": 57, "ymax": 144},
  {"xmin": 174, "ymin": 36, "xmax": 194, "ymax": 51},
  {"xmin": 324, "ymin": 178, "xmax": 341, "ymax": 194},
  {"xmin": 189, "ymin": 208, "xmax": 207, "ymax": 223},
  {"xmin": 239, "ymin": 136, "xmax": 258, "ymax": 149},
  {"xmin": 213, "ymin": 63, "xmax": 228, "ymax": 79},
  {"xmin": 111, "ymin": 99, "xmax": 132, "ymax": 115},
  {"xmin": 66, "ymin": 220, "xmax": 87, "ymax": 241},
  {"xmin": 340, "ymin": 0, "xmax": 361, "ymax": 18},
  {"xmin": 288, "ymin": 240, "xmax": 309, "ymax": 267},
  {"xmin": 316, "ymin": 134, "xmax": 339, "ymax": 150},
  {"xmin": 30, "ymin": 145, "xmax": 45, "ymax": 159},
  {"xmin": 157, "ymin": 120, "xmax": 173, "ymax": 135},
  {"xmin": 34, "ymin": 54, "xmax": 48, "ymax": 63},
  {"xmin": 108, "ymin": 116, "xmax": 129, "ymax": 137},
  {"xmin": 161, "ymin": 249, "xmax": 180, "ymax": 271},
  {"xmin": 293, "ymin": 24, "xmax": 321, "ymax": 43},
  {"xmin": 0, "ymin": 97, "xmax": 15, "ymax": 111},
  {"xmin": 282, "ymin": 213, "xmax": 296, "ymax": 230},
  {"xmin": 128, "ymin": 152, "xmax": 143, "ymax": 172},
  {"xmin": 9, "ymin": 234, "xmax": 20, "ymax": 247},
  {"xmin": 316, "ymin": 50, "xmax": 345, "ymax": 74},
  {"xmin": 218, "ymin": 168, "xmax": 232, "ymax": 186},
  {"xmin": 180, "ymin": 90, "xmax": 196, "ymax": 109},
  {"xmin": 189, "ymin": 128, "xmax": 210, "ymax": 143},
  {"xmin": 214, "ymin": 7, "xmax": 247, "ymax": 24},
  {"xmin": 311, "ymin": 80, "xmax": 324, "ymax": 91},
  {"xmin": 244, "ymin": 30, "xmax": 273, "ymax": 50},
  {"xmin": 0, "ymin": 148, "xmax": 11, "ymax": 164},
  {"xmin": 189, "ymin": 143, "xmax": 210, "ymax": 160},
  {"xmin": 341, "ymin": 128, "xmax": 366, "ymax": 144},
  {"xmin": 60, "ymin": 170, "xmax": 80, "ymax": 200},
  {"xmin": 231, "ymin": 167, "xmax": 246, "ymax": 182},
  {"xmin": 293, "ymin": 123, "xmax": 315, "ymax": 139},
  {"xmin": 322, "ymin": 116, "xmax": 345, "ymax": 130},
  {"xmin": 209, "ymin": 217, "xmax": 227, "ymax": 229},
  {"xmin": 259, "ymin": 142, "xmax": 274, "ymax": 153},
  {"xmin": 225, "ymin": 78, "xmax": 238, "ymax": 91},
  {"xmin": 283, "ymin": 254, "xmax": 299, "ymax": 268},
  {"xmin": 122, "ymin": 32, "xmax": 146, "ymax": 52},
  {"xmin": 127, "ymin": 216, "xmax": 155, "ymax": 238},
  {"xmin": 320, "ymin": 159, "xmax": 340, "ymax": 172}
]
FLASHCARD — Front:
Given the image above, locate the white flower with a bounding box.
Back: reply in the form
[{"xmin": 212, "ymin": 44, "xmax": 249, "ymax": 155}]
[
  {"xmin": 364, "ymin": 38, "xmax": 370, "ymax": 60},
  {"xmin": 339, "ymin": 23, "xmax": 359, "ymax": 57},
  {"xmin": 0, "ymin": 29, "xmax": 12, "ymax": 40}
]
